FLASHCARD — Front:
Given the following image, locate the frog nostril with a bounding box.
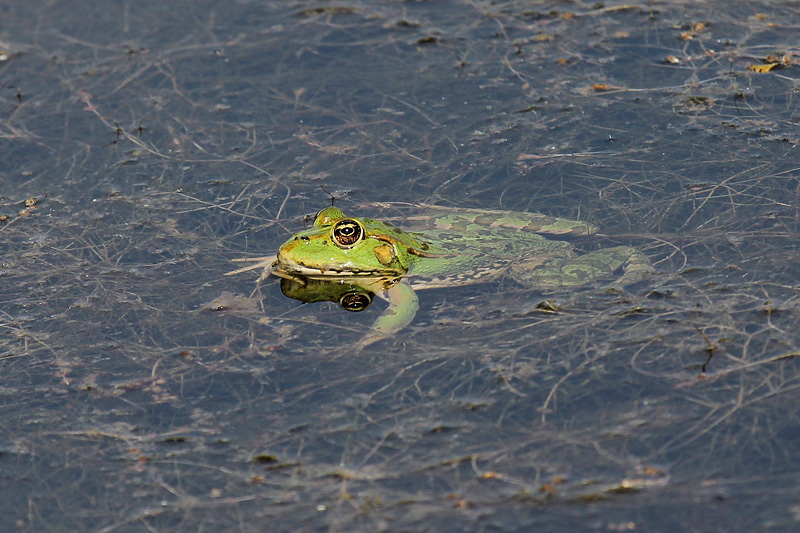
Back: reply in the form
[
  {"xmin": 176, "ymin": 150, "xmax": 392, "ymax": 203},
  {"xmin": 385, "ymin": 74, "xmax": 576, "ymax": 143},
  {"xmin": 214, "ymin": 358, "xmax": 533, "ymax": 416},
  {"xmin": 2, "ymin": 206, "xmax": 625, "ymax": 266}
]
[{"xmin": 301, "ymin": 236, "xmax": 310, "ymax": 242}]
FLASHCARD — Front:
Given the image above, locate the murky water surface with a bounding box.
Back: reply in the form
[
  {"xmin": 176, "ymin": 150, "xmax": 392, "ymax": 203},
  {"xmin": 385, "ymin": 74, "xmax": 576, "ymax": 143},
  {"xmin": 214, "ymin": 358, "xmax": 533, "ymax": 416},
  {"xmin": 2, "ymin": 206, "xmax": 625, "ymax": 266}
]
[{"xmin": 2, "ymin": 1, "xmax": 800, "ymax": 530}]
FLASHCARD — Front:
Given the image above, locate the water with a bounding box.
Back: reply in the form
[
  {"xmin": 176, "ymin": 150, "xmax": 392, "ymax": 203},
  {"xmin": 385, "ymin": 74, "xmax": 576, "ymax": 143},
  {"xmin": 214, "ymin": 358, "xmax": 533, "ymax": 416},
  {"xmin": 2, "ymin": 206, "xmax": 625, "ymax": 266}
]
[{"xmin": 2, "ymin": 0, "xmax": 800, "ymax": 530}]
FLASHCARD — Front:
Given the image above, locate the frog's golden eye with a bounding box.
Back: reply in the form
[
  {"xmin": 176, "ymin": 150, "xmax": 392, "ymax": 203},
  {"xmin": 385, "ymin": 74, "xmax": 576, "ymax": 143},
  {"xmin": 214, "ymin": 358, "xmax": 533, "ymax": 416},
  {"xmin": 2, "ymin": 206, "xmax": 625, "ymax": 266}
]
[
  {"xmin": 331, "ymin": 219, "xmax": 363, "ymax": 247},
  {"xmin": 339, "ymin": 291, "xmax": 372, "ymax": 312}
]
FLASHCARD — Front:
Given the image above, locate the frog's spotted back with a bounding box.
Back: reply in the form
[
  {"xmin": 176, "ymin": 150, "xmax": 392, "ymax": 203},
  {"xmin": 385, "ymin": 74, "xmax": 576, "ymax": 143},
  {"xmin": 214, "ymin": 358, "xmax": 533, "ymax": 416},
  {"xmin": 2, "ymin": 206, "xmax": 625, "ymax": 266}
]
[{"xmin": 408, "ymin": 206, "xmax": 599, "ymax": 236}]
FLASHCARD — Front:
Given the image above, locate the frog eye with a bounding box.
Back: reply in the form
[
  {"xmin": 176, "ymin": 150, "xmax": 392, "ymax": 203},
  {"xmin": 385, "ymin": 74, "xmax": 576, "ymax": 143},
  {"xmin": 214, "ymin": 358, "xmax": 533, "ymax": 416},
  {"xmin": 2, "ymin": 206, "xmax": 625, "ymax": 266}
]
[
  {"xmin": 331, "ymin": 219, "xmax": 363, "ymax": 247},
  {"xmin": 338, "ymin": 291, "xmax": 372, "ymax": 312}
]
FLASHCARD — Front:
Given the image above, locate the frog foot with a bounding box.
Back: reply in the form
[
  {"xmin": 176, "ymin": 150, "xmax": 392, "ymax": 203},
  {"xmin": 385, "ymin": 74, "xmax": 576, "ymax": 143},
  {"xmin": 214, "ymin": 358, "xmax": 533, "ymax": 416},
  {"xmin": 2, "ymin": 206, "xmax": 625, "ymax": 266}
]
[
  {"xmin": 616, "ymin": 248, "xmax": 654, "ymax": 284},
  {"xmin": 225, "ymin": 255, "xmax": 277, "ymax": 282}
]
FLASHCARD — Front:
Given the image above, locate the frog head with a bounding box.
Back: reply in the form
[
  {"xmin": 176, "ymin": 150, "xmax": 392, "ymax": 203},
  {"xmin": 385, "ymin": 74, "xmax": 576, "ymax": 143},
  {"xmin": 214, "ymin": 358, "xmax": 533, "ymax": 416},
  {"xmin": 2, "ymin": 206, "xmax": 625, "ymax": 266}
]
[{"xmin": 274, "ymin": 207, "xmax": 433, "ymax": 278}]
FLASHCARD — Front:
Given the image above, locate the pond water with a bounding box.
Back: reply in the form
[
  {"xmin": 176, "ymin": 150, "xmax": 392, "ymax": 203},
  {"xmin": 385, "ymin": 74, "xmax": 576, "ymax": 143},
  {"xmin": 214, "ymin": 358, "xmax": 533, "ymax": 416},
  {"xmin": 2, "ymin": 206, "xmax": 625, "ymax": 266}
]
[{"xmin": 2, "ymin": 0, "xmax": 800, "ymax": 530}]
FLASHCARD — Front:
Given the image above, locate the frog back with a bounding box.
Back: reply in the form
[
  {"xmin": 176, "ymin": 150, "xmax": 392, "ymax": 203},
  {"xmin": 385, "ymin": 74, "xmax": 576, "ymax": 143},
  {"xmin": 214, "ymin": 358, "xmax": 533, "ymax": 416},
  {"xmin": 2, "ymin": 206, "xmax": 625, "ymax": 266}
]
[{"xmin": 409, "ymin": 228, "xmax": 573, "ymax": 289}]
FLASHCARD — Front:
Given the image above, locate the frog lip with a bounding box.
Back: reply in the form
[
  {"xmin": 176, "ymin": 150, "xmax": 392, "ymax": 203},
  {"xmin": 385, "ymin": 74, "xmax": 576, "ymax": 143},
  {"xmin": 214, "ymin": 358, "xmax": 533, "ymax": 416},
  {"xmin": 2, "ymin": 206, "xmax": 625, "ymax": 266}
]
[{"xmin": 273, "ymin": 257, "xmax": 399, "ymax": 278}]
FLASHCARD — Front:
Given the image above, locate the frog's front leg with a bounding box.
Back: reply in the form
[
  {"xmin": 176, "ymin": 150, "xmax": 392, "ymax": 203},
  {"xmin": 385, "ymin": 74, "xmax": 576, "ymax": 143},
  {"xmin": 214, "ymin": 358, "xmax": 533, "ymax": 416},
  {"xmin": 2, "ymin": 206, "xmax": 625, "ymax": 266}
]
[
  {"xmin": 357, "ymin": 282, "xmax": 419, "ymax": 348},
  {"xmin": 511, "ymin": 246, "xmax": 652, "ymax": 287}
]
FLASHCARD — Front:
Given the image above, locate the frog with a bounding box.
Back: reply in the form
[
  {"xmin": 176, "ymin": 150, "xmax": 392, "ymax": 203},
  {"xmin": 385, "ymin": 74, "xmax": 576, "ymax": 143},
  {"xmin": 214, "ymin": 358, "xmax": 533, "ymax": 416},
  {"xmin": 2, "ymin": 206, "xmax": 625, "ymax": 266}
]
[{"xmin": 227, "ymin": 204, "xmax": 651, "ymax": 345}]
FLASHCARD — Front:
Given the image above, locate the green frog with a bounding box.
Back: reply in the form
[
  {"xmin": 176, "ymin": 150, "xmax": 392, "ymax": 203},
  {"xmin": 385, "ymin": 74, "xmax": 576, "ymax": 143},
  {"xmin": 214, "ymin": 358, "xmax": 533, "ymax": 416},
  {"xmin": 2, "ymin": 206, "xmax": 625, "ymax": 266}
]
[{"xmin": 227, "ymin": 204, "xmax": 651, "ymax": 345}]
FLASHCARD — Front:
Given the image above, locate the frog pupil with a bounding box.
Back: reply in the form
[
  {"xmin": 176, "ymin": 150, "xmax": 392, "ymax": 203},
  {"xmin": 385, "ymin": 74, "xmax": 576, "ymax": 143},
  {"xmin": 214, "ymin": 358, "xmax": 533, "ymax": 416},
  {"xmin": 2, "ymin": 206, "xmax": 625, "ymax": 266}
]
[{"xmin": 333, "ymin": 219, "xmax": 362, "ymax": 247}]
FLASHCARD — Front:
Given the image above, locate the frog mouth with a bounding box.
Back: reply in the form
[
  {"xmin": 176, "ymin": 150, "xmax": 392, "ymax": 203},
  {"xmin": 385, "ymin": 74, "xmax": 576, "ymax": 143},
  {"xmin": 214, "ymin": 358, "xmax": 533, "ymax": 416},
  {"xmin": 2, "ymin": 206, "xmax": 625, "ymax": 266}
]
[{"xmin": 273, "ymin": 256, "xmax": 401, "ymax": 278}]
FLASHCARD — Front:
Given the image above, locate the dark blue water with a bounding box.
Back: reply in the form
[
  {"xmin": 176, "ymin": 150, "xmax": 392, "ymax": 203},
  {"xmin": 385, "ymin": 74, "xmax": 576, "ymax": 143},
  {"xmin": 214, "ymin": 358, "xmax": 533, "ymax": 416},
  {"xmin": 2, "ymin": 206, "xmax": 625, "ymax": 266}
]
[{"xmin": 2, "ymin": 1, "xmax": 800, "ymax": 530}]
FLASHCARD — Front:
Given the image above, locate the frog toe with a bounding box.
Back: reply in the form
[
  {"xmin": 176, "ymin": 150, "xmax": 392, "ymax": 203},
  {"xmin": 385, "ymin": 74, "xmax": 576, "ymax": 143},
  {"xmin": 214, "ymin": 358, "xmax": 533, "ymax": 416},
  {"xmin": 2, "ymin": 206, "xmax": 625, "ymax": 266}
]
[{"xmin": 618, "ymin": 249, "xmax": 654, "ymax": 284}]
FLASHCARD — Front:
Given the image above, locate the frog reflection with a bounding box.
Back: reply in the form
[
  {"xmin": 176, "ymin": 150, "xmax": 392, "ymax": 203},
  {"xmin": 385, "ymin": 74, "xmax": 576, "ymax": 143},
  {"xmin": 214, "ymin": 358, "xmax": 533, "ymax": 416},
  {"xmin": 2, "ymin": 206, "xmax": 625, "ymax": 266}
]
[{"xmin": 277, "ymin": 274, "xmax": 377, "ymax": 313}]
